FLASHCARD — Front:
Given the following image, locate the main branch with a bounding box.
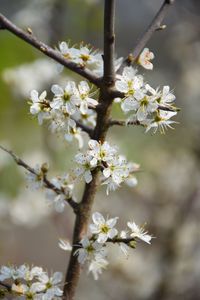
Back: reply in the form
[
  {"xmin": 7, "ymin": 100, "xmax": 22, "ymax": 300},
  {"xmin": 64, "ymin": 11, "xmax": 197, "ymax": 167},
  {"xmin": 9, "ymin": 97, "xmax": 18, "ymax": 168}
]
[
  {"xmin": 0, "ymin": 13, "xmax": 100, "ymax": 86},
  {"xmin": 63, "ymin": 1, "xmax": 116, "ymax": 299}
]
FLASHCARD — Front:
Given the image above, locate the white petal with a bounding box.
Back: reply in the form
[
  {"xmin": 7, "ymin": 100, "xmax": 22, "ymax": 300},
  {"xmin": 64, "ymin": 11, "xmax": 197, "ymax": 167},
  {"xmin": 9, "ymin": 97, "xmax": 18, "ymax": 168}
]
[
  {"xmin": 97, "ymin": 233, "xmax": 107, "ymax": 243},
  {"xmin": 106, "ymin": 217, "xmax": 118, "ymax": 228},
  {"xmin": 51, "ymin": 84, "xmax": 63, "ymax": 96},
  {"xmin": 92, "ymin": 212, "xmax": 105, "ymax": 225},
  {"xmin": 108, "ymin": 228, "xmax": 118, "ymax": 239}
]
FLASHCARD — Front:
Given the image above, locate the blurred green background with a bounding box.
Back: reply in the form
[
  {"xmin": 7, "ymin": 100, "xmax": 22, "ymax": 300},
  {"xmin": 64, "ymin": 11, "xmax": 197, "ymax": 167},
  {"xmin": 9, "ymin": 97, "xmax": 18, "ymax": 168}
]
[{"xmin": 0, "ymin": 0, "xmax": 200, "ymax": 299}]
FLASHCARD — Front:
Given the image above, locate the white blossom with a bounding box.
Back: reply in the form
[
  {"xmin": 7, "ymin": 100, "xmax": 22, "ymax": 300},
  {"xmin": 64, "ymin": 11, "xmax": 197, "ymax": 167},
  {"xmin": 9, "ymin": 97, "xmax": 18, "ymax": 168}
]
[
  {"xmin": 75, "ymin": 46, "xmax": 102, "ymax": 66},
  {"xmin": 145, "ymin": 110, "xmax": 177, "ymax": 134},
  {"xmin": 88, "ymin": 139, "xmax": 117, "ymax": 166},
  {"xmin": 37, "ymin": 272, "xmax": 63, "ymax": 299},
  {"xmin": 115, "ymin": 66, "xmax": 144, "ymax": 113},
  {"xmin": 75, "ymin": 153, "xmax": 93, "ymax": 183},
  {"xmin": 51, "ymin": 82, "xmax": 79, "ymax": 115},
  {"xmin": 75, "ymin": 237, "xmax": 106, "ymax": 264},
  {"xmin": 29, "ymin": 90, "xmax": 50, "ymax": 125},
  {"xmin": 159, "ymin": 85, "xmax": 176, "ymax": 106},
  {"xmin": 102, "ymin": 155, "xmax": 130, "ymax": 189},
  {"xmin": 73, "ymin": 109, "xmax": 96, "ymax": 128},
  {"xmin": 58, "ymin": 41, "xmax": 78, "ymax": 60},
  {"xmin": 26, "ymin": 165, "xmax": 44, "ymax": 190},
  {"xmin": 90, "ymin": 212, "xmax": 118, "ymax": 243},
  {"xmin": 0, "ymin": 265, "xmax": 63, "ymax": 299},
  {"xmin": 127, "ymin": 221, "xmax": 152, "ymax": 244},
  {"xmin": 64, "ymin": 119, "xmax": 84, "ymax": 149},
  {"xmin": 72, "ymin": 81, "xmax": 98, "ymax": 114},
  {"xmin": 88, "ymin": 256, "xmax": 109, "ymax": 280}
]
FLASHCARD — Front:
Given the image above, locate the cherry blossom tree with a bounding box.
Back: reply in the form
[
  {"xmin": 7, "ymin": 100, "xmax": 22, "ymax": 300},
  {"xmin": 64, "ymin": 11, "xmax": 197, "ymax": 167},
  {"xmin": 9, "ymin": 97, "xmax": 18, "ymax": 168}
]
[{"xmin": 0, "ymin": 1, "xmax": 177, "ymax": 299}]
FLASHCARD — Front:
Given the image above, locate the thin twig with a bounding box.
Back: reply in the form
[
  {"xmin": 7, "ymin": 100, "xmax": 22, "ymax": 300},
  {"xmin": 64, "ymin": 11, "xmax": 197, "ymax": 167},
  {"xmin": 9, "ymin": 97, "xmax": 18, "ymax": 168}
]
[
  {"xmin": 107, "ymin": 237, "xmax": 135, "ymax": 244},
  {"xmin": 121, "ymin": 0, "xmax": 175, "ymax": 68},
  {"xmin": 72, "ymin": 119, "xmax": 94, "ymax": 137},
  {"xmin": 0, "ymin": 145, "xmax": 79, "ymax": 212},
  {"xmin": 109, "ymin": 119, "xmax": 141, "ymax": 127},
  {"xmin": 0, "ymin": 13, "xmax": 100, "ymax": 86}
]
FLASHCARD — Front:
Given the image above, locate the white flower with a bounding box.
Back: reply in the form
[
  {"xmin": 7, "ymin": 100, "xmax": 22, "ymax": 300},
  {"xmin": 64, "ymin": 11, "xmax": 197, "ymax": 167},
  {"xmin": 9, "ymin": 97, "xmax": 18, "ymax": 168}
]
[
  {"xmin": 12, "ymin": 282, "xmax": 43, "ymax": 298},
  {"xmin": 58, "ymin": 239, "xmax": 72, "ymax": 251},
  {"xmin": 73, "ymin": 109, "xmax": 96, "ymax": 128},
  {"xmin": 138, "ymin": 48, "xmax": 154, "ymax": 70},
  {"xmin": 75, "ymin": 237, "xmax": 106, "ymax": 264},
  {"xmin": 89, "ymin": 212, "xmax": 118, "ymax": 243},
  {"xmin": 75, "ymin": 153, "xmax": 93, "ymax": 183},
  {"xmin": 88, "ymin": 140, "xmax": 117, "ymax": 166},
  {"xmin": 72, "ymin": 81, "xmax": 98, "ymax": 114},
  {"xmin": 64, "ymin": 119, "xmax": 84, "ymax": 149},
  {"xmin": 115, "ymin": 66, "xmax": 144, "ymax": 113},
  {"xmin": 46, "ymin": 190, "xmax": 67, "ymax": 213},
  {"xmin": 0, "ymin": 266, "xmax": 16, "ymax": 281},
  {"xmin": 26, "ymin": 165, "xmax": 44, "ymax": 190},
  {"xmin": 159, "ymin": 86, "xmax": 176, "ymax": 106},
  {"xmin": 103, "ymin": 155, "xmax": 130, "ymax": 185},
  {"xmin": 51, "ymin": 82, "xmax": 79, "ymax": 115},
  {"xmin": 145, "ymin": 110, "xmax": 177, "ymax": 134},
  {"xmin": 127, "ymin": 221, "xmax": 152, "ymax": 244},
  {"xmin": 102, "ymin": 177, "xmax": 119, "ymax": 195},
  {"xmin": 88, "ymin": 256, "xmax": 109, "ymax": 280},
  {"xmin": 136, "ymin": 95, "xmax": 158, "ymax": 121},
  {"xmin": 59, "ymin": 41, "xmax": 78, "ymax": 60},
  {"xmin": 75, "ymin": 46, "xmax": 102, "ymax": 66},
  {"xmin": 37, "ymin": 272, "xmax": 63, "ymax": 299},
  {"xmin": 30, "ymin": 90, "xmax": 50, "ymax": 125}
]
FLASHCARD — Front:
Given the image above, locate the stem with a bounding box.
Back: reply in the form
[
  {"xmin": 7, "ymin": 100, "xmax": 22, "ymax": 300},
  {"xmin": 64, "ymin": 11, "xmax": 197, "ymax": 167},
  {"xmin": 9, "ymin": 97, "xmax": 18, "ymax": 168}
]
[
  {"xmin": 63, "ymin": 1, "xmax": 116, "ymax": 299},
  {"xmin": 0, "ymin": 13, "xmax": 100, "ymax": 86},
  {"xmin": 121, "ymin": 0, "xmax": 175, "ymax": 67},
  {"xmin": 0, "ymin": 145, "xmax": 78, "ymax": 212},
  {"xmin": 103, "ymin": 0, "xmax": 116, "ymax": 85}
]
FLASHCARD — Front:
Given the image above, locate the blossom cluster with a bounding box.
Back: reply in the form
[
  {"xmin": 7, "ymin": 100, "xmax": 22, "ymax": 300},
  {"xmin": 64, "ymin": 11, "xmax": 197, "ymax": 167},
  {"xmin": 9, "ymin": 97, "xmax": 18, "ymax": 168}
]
[
  {"xmin": 60, "ymin": 212, "xmax": 152, "ymax": 280},
  {"xmin": 75, "ymin": 139, "xmax": 139, "ymax": 194},
  {"xmin": 115, "ymin": 64, "xmax": 178, "ymax": 133},
  {"xmin": 0, "ymin": 265, "xmax": 63, "ymax": 299},
  {"xmin": 25, "ymin": 140, "xmax": 138, "ymax": 213},
  {"xmin": 58, "ymin": 41, "xmax": 123, "ymax": 76},
  {"xmin": 29, "ymin": 81, "xmax": 97, "ymax": 148}
]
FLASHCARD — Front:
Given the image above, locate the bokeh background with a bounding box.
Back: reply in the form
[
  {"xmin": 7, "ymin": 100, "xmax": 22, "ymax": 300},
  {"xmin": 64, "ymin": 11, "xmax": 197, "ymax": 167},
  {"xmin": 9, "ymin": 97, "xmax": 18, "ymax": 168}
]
[{"xmin": 0, "ymin": 0, "xmax": 200, "ymax": 299}]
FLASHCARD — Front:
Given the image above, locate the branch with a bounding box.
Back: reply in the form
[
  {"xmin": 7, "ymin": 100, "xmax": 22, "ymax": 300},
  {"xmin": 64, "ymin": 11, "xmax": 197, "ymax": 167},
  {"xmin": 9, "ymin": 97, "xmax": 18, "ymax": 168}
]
[
  {"xmin": 122, "ymin": 0, "xmax": 175, "ymax": 67},
  {"xmin": 63, "ymin": 2, "xmax": 117, "ymax": 299},
  {"xmin": 107, "ymin": 237, "xmax": 135, "ymax": 244},
  {"xmin": 0, "ymin": 145, "xmax": 79, "ymax": 212},
  {"xmin": 0, "ymin": 13, "xmax": 100, "ymax": 86},
  {"xmin": 72, "ymin": 119, "xmax": 94, "ymax": 138},
  {"xmin": 109, "ymin": 119, "xmax": 141, "ymax": 127},
  {"xmin": 103, "ymin": 0, "xmax": 116, "ymax": 85},
  {"xmin": 0, "ymin": 281, "xmax": 11, "ymax": 291}
]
